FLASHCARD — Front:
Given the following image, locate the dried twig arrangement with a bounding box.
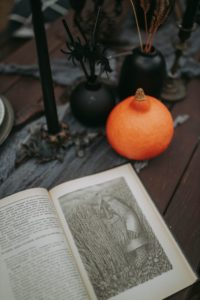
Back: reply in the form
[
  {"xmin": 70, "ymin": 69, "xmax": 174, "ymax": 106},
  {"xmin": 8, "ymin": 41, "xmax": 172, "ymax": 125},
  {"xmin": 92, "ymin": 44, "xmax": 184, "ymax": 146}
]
[
  {"xmin": 129, "ymin": 0, "xmax": 175, "ymax": 53},
  {"xmin": 61, "ymin": 7, "xmax": 112, "ymax": 83}
]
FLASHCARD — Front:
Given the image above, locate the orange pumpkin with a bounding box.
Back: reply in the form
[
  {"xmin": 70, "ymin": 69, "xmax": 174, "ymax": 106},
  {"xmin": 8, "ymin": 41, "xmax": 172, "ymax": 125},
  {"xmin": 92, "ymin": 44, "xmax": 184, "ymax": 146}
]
[{"xmin": 106, "ymin": 88, "xmax": 174, "ymax": 160}]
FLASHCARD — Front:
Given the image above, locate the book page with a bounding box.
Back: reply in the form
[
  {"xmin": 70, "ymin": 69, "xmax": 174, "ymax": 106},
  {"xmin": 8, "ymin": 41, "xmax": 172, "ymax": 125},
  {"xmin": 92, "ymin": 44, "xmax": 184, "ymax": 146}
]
[
  {"xmin": 50, "ymin": 164, "xmax": 197, "ymax": 300},
  {"xmin": 0, "ymin": 188, "xmax": 90, "ymax": 300}
]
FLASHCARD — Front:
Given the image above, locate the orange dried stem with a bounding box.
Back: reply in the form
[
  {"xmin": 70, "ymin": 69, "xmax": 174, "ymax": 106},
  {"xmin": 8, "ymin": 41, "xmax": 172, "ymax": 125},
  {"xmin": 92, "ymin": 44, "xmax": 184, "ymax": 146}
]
[
  {"xmin": 135, "ymin": 88, "xmax": 146, "ymax": 101},
  {"xmin": 129, "ymin": 0, "xmax": 143, "ymax": 52},
  {"xmin": 144, "ymin": 12, "xmax": 148, "ymax": 44}
]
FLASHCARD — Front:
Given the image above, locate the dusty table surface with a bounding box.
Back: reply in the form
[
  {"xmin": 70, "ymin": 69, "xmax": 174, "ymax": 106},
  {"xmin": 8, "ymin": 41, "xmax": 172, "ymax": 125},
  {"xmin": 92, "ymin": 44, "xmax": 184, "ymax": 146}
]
[{"xmin": 0, "ymin": 15, "xmax": 200, "ymax": 300}]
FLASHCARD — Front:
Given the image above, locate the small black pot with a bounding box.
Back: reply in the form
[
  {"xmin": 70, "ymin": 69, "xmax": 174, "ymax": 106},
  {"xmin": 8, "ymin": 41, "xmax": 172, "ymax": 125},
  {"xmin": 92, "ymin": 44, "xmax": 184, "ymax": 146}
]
[
  {"xmin": 118, "ymin": 46, "xmax": 166, "ymax": 100},
  {"xmin": 70, "ymin": 80, "xmax": 116, "ymax": 126}
]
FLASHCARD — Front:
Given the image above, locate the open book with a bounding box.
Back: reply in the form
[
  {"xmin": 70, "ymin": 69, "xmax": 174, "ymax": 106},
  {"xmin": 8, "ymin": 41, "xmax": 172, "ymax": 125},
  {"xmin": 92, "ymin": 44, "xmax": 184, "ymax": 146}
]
[{"xmin": 0, "ymin": 164, "xmax": 197, "ymax": 300}]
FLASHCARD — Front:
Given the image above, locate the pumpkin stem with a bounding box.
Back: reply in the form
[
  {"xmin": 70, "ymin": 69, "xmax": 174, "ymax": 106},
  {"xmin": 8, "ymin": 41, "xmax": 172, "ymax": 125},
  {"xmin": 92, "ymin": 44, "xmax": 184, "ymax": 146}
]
[{"xmin": 135, "ymin": 88, "xmax": 146, "ymax": 101}]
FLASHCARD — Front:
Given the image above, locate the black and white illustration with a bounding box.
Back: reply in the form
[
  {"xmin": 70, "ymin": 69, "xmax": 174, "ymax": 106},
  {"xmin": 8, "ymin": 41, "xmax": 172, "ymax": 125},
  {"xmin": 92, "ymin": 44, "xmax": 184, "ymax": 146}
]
[{"xmin": 58, "ymin": 177, "xmax": 172, "ymax": 300}]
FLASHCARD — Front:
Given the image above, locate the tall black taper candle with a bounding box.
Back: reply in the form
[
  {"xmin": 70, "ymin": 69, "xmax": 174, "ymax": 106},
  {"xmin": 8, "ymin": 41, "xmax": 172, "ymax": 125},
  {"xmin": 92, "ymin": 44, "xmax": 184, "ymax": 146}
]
[
  {"xmin": 179, "ymin": 0, "xmax": 200, "ymax": 41},
  {"xmin": 170, "ymin": 0, "xmax": 200, "ymax": 75},
  {"xmin": 161, "ymin": 0, "xmax": 200, "ymax": 101},
  {"xmin": 30, "ymin": 0, "xmax": 60, "ymax": 135}
]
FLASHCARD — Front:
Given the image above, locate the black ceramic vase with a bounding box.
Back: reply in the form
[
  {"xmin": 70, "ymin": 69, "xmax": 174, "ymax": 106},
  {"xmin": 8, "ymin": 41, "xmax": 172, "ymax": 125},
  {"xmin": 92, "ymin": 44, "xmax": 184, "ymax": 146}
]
[
  {"xmin": 118, "ymin": 46, "xmax": 166, "ymax": 100},
  {"xmin": 70, "ymin": 80, "xmax": 116, "ymax": 126}
]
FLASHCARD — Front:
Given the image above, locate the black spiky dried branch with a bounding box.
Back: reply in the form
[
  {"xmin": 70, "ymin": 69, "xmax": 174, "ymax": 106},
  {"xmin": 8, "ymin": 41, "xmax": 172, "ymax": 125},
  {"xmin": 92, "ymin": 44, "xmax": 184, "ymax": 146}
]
[
  {"xmin": 88, "ymin": 6, "xmax": 102, "ymax": 80},
  {"xmin": 115, "ymin": 0, "xmax": 123, "ymax": 15},
  {"xmin": 61, "ymin": 7, "xmax": 112, "ymax": 83},
  {"xmin": 61, "ymin": 19, "xmax": 90, "ymax": 79},
  {"xmin": 74, "ymin": 17, "xmax": 88, "ymax": 43}
]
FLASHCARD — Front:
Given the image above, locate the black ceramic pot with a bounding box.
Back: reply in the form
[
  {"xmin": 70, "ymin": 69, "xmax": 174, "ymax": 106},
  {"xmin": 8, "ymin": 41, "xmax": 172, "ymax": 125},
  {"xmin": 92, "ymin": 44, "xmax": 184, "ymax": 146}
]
[
  {"xmin": 70, "ymin": 81, "xmax": 116, "ymax": 126},
  {"xmin": 118, "ymin": 46, "xmax": 166, "ymax": 100}
]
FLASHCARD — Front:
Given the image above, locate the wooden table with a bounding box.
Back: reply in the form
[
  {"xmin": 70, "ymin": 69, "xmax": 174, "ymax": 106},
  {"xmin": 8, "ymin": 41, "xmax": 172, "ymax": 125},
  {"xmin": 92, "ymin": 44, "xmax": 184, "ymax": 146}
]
[{"xmin": 0, "ymin": 17, "xmax": 200, "ymax": 300}]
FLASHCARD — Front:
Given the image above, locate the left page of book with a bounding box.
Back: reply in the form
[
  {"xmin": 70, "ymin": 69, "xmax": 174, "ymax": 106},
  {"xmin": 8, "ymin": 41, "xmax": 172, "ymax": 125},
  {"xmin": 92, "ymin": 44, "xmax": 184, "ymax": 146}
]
[{"xmin": 0, "ymin": 188, "xmax": 90, "ymax": 300}]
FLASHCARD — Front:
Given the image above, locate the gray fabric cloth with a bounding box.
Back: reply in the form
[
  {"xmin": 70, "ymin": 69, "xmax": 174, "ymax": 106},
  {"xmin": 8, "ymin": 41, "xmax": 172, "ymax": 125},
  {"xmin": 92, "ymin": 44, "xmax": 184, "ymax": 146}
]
[
  {"xmin": 0, "ymin": 16, "xmax": 200, "ymax": 85},
  {"xmin": 0, "ymin": 54, "xmax": 117, "ymax": 86},
  {"xmin": 0, "ymin": 59, "xmax": 87, "ymax": 86}
]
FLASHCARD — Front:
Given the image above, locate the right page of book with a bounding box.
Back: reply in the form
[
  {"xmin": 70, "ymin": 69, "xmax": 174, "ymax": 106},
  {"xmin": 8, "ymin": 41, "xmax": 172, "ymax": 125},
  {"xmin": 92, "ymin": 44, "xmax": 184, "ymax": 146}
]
[{"xmin": 50, "ymin": 163, "xmax": 197, "ymax": 300}]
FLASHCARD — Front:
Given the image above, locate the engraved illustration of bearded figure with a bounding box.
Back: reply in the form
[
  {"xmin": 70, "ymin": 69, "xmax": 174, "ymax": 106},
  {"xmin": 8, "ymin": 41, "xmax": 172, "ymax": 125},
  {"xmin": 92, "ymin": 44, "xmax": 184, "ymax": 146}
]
[
  {"xmin": 64, "ymin": 191, "xmax": 150, "ymax": 298},
  {"xmin": 99, "ymin": 195, "xmax": 149, "ymax": 268}
]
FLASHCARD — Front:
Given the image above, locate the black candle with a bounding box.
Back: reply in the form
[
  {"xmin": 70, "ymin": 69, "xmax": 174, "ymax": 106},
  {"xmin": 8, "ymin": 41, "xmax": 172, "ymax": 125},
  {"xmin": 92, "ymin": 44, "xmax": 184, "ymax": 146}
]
[
  {"xmin": 30, "ymin": 0, "xmax": 60, "ymax": 135},
  {"xmin": 179, "ymin": 0, "xmax": 200, "ymax": 41}
]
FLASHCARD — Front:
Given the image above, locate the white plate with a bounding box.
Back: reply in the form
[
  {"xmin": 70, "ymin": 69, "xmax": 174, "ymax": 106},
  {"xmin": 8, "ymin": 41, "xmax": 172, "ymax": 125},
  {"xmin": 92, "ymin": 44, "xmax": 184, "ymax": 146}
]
[
  {"xmin": 0, "ymin": 96, "xmax": 14, "ymax": 145},
  {"xmin": 0, "ymin": 97, "xmax": 5, "ymax": 126}
]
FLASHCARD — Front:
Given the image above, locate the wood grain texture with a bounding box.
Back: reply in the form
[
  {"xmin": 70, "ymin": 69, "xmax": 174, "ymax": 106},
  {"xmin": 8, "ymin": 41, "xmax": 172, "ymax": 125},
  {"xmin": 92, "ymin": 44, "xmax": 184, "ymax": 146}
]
[
  {"xmin": 164, "ymin": 144, "xmax": 200, "ymax": 300},
  {"xmin": 0, "ymin": 18, "xmax": 65, "ymax": 92},
  {"xmin": 139, "ymin": 79, "xmax": 200, "ymax": 213},
  {"xmin": 0, "ymin": 7, "xmax": 200, "ymax": 298},
  {"xmin": 165, "ymin": 143, "xmax": 200, "ymax": 269},
  {"xmin": 0, "ymin": 13, "xmax": 77, "ymax": 125}
]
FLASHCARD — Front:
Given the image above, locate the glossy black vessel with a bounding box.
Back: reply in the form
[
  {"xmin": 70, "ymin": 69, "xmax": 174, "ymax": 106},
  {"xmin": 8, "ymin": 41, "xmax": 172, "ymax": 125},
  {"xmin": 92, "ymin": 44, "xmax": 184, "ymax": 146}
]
[
  {"xmin": 70, "ymin": 80, "xmax": 115, "ymax": 127},
  {"xmin": 118, "ymin": 46, "xmax": 166, "ymax": 100}
]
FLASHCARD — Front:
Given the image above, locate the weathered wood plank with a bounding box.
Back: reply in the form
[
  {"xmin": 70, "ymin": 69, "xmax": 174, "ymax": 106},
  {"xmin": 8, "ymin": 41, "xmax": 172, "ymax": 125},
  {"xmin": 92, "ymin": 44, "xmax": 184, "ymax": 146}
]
[
  {"xmin": 165, "ymin": 143, "xmax": 200, "ymax": 270},
  {"xmin": 163, "ymin": 144, "xmax": 200, "ymax": 300},
  {"xmin": 0, "ymin": 21, "xmax": 65, "ymax": 93},
  {"xmin": 139, "ymin": 79, "xmax": 200, "ymax": 212},
  {"xmin": 4, "ymin": 75, "xmax": 66, "ymax": 126},
  {"xmin": 0, "ymin": 13, "xmax": 79, "ymax": 125},
  {"xmin": 0, "ymin": 33, "xmax": 67, "ymax": 125},
  {"xmin": 0, "ymin": 37, "xmax": 27, "ymax": 61}
]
